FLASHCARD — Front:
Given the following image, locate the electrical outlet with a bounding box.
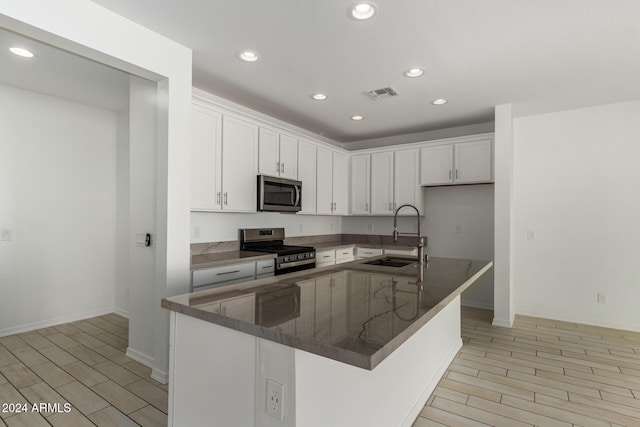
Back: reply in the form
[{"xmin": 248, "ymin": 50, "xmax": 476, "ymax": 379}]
[
  {"xmin": 527, "ymin": 229, "xmax": 536, "ymax": 241},
  {"xmin": 192, "ymin": 225, "xmax": 201, "ymax": 239},
  {"xmin": 0, "ymin": 229, "xmax": 12, "ymax": 241},
  {"xmin": 266, "ymin": 379, "xmax": 284, "ymax": 420},
  {"xmin": 299, "ymin": 223, "xmax": 303, "ymax": 232},
  {"xmin": 597, "ymin": 293, "xmax": 607, "ymax": 304},
  {"xmin": 455, "ymin": 225, "xmax": 462, "ymax": 234},
  {"xmin": 368, "ymin": 223, "xmax": 374, "ymax": 232}
]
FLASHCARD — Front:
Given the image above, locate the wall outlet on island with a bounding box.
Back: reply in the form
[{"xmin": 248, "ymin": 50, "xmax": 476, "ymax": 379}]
[
  {"xmin": 192, "ymin": 225, "xmax": 200, "ymax": 239},
  {"xmin": 266, "ymin": 379, "xmax": 284, "ymax": 420}
]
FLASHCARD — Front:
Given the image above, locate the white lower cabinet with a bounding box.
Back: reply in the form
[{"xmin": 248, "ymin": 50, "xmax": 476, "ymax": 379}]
[
  {"xmin": 315, "ymin": 249, "xmax": 336, "ymax": 268},
  {"xmin": 335, "ymin": 247, "xmax": 355, "ymax": 264},
  {"xmin": 191, "ymin": 259, "xmax": 274, "ymax": 292},
  {"xmin": 355, "ymin": 247, "xmax": 383, "ymax": 259},
  {"xmin": 383, "ymin": 247, "xmax": 418, "ymax": 257}
]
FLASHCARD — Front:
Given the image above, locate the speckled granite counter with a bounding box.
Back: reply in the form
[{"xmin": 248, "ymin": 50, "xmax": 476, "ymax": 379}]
[{"xmin": 164, "ymin": 256, "xmax": 492, "ymax": 370}]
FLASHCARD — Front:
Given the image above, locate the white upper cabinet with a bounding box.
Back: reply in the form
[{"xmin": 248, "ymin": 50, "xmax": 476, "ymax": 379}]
[
  {"xmin": 317, "ymin": 147, "xmax": 348, "ymax": 215},
  {"xmin": 221, "ymin": 115, "xmax": 259, "ymax": 212},
  {"xmin": 278, "ymin": 133, "xmax": 298, "ymax": 180},
  {"xmin": 371, "ymin": 151, "xmax": 394, "ymax": 215},
  {"xmin": 394, "ymin": 148, "xmax": 421, "ymax": 213},
  {"xmin": 332, "ymin": 152, "xmax": 349, "ymax": 215},
  {"xmin": 454, "ymin": 139, "xmax": 492, "ymax": 183},
  {"xmin": 258, "ymin": 126, "xmax": 298, "ymax": 180},
  {"xmin": 420, "ymin": 139, "xmax": 492, "ymax": 186},
  {"xmin": 191, "ymin": 104, "xmax": 222, "ymax": 211},
  {"xmin": 297, "ymin": 140, "xmax": 317, "ymax": 214},
  {"xmin": 350, "ymin": 154, "xmax": 370, "ymax": 215}
]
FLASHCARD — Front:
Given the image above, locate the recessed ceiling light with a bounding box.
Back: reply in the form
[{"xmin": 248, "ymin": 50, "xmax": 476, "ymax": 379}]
[
  {"xmin": 432, "ymin": 98, "xmax": 448, "ymax": 105},
  {"xmin": 404, "ymin": 68, "xmax": 424, "ymax": 78},
  {"xmin": 351, "ymin": 3, "xmax": 376, "ymax": 20},
  {"xmin": 237, "ymin": 50, "xmax": 259, "ymax": 62},
  {"xmin": 9, "ymin": 47, "xmax": 34, "ymax": 58},
  {"xmin": 351, "ymin": 115, "xmax": 364, "ymax": 121},
  {"xmin": 312, "ymin": 93, "xmax": 328, "ymax": 101}
]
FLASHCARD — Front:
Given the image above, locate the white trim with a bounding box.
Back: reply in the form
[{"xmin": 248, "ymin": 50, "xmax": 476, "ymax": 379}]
[
  {"xmin": 126, "ymin": 347, "xmax": 154, "ymax": 369},
  {"xmin": 0, "ymin": 307, "xmax": 115, "ymax": 337},
  {"xmin": 351, "ymin": 132, "xmax": 495, "ymax": 155},
  {"xmin": 151, "ymin": 368, "xmax": 169, "ymax": 384},
  {"xmin": 461, "ymin": 300, "xmax": 494, "ymax": 310},
  {"xmin": 113, "ymin": 307, "xmax": 129, "ymax": 319},
  {"xmin": 515, "ymin": 310, "xmax": 640, "ymax": 334},
  {"xmin": 401, "ymin": 338, "xmax": 462, "ymax": 427},
  {"xmin": 492, "ymin": 316, "xmax": 515, "ymax": 328}
]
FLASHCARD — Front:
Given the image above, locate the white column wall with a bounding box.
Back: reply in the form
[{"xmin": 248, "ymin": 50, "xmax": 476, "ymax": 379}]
[{"xmin": 512, "ymin": 100, "xmax": 640, "ymax": 331}]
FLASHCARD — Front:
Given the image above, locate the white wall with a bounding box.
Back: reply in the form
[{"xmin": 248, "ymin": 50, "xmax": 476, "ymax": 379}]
[
  {"xmin": 513, "ymin": 100, "xmax": 640, "ymax": 331},
  {"xmin": 1, "ymin": 0, "xmax": 192, "ymax": 381},
  {"xmin": 0, "ymin": 84, "xmax": 117, "ymax": 334},
  {"xmin": 191, "ymin": 212, "xmax": 341, "ymax": 243},
  {"xmin": 342, "ymin": 185, "xmax": 495, "ymax": 308}
]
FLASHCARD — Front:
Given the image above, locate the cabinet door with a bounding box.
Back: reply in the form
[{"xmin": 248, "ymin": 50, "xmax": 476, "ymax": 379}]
[
  {"xmin": 454, "ymin": 139, "xmax": 492, "ymax": 183},
  {"xmin": 420, "ymin": 144, "xmax": 453, "ymax": 186},
  {"xmin": 191, "ymin": 105, "xmax": 222, "ymax": 211},
  {"xmin": 371, "ymin": 151, "xmax": 394, "ymax": 215},
  {"xmin": 297, "ymin": 140, "xmax": 317, "ymax": 214},
  {"xmin": 316, "ymin": 147, "xmax": 334, "ymax": 215},
  {"xmin": 394, "ymin": 148, "xmax": 421, "ymax": 214},
  {"xmin": 350, "ymin": 154, "xmax": 370, "ymax": 215},
  {"xmin": 258, "ymin": 127, "xmax": 279, "ymax": 177},
  {"xmin": 222, "ymin": 116, "xmax": 258, "ymax": 212},
  {"xmin": 220, "ymin": 294, "xmax": 256, "ymax": 323},
  {"xmin": 332, "ymin": 152, "xmax": 349, "ymax": 215},
  {"xmin": 278, "ymin": 133, "xmax": 298, "ymax": 180}
]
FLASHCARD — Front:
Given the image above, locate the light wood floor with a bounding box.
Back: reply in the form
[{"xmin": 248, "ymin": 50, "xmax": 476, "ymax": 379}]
[
  {"xmin": 0, "ymin": 314, "xmax": 167, "ymax": 427},
  {"xmin": 414, "ymin": 307, "xmax": 640, "ymax": 427}
]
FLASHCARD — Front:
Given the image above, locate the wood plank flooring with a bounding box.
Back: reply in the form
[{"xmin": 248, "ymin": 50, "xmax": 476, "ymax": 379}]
[
  {"xmin": 4, "ymin": 308, "xmax": 640, "ymax": 426},
  {"xmin": 0, "ymin": 314, "xmax": 167, "ymax": 427},
  {"xmin": 414, "ymin": 307, "xmax": 640, "ymax": 427}
]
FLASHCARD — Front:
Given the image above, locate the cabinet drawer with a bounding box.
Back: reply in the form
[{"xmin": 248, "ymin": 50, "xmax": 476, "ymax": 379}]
[
  {"xmin": 335, "ymin": 248, "xmax": 354, "ymax": 260},
  {"xmin": 316, "ymin": 250, "xmax": 336, "ymax": 263},
  {"xmin": 192, "ymin": 262, "xmax": 255, "ymax": 288},
  {"xmin": 256, "ymin": 259, "xmax": 275, "ymax": 275},
  {"xmin": 355, "ymin": 247, "xmax": 383, "ymax": 258},
  {"xmin": 383, "ymin": 247, "xmax": 418, "ymax": 256}
]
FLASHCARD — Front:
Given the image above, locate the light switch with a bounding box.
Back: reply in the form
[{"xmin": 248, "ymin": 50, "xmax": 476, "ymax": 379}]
[{"xmin": 0, "ymin": 229, "xmax": 12, "ymax": 241}]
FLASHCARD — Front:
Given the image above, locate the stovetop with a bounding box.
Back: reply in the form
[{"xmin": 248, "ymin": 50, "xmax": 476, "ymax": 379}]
[{"xmin": 248, "ymin": 244, "xmax": 315, "ymax": 256}]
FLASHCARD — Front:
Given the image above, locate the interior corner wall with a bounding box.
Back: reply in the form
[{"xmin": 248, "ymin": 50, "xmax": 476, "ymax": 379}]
[
  {"xmin": 0, "ymin": 83, "xmax": 117, "ymax": 334},
  {"xmin": 115, "ymin": 107, "xmax": 130, "ymax": 316},
  {"xmin": 512, "ymin": 99, "xmax": 640, "ymax": 331}
]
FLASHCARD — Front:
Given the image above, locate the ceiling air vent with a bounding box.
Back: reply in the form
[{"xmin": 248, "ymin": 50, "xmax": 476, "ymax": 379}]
[{"xmin": 366, "ymin": 87, "xmax": 399, "ymax": 100}]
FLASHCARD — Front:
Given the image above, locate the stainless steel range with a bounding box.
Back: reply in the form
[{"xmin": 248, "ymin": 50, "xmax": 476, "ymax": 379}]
[{"xmin": 240, "ymin": 228, "xmax": 316, "ymax": 275}]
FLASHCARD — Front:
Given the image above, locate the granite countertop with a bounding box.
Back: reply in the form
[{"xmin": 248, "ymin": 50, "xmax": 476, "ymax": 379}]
[
  {"xmin": 191, "ymin": 251, "xmax": 276, "ymax": 270},
  {"xmin": 164, "ymin": 256, "xmax": 493, "ymax": 370}
]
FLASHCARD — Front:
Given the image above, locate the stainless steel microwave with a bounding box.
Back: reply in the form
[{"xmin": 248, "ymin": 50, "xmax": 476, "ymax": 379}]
[{"xmin": 257, "ymin": 175, "xmax": 302, "ymax": 212}]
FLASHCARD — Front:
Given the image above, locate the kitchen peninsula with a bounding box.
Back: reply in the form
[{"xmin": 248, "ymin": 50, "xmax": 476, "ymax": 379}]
[{"xmin": 162, "ymin": 256, "xmax": 492, "ymax": 427}]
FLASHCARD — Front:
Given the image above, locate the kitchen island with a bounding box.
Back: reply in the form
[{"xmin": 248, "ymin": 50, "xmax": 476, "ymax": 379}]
[{"xmin": 162, "ymin": 256, "xmax": 492, "ymax": 427}]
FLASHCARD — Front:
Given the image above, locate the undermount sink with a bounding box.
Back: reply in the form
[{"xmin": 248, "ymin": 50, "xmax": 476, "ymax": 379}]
[{"xmin": 363, "ymin": 257, "xmax": 416, "ymax": 268}]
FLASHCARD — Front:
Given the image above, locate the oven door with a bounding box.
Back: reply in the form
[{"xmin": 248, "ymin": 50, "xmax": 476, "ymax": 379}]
[
  {"xmin": 275, "ymin": 258, "xmax": 316, "ymax": 276},
  {"xmin": 258, "ymin": 175, "xmax": 301, "ymax": 212}
]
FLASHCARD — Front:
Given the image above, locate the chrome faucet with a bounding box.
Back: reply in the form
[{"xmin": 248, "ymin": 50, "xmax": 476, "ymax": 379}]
[{"xmin": 393, "ymin": 204, "xmax": 425, "ymax": 264}]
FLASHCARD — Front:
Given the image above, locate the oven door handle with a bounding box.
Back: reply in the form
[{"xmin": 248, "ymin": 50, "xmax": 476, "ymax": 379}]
[
  {"xmin": 294, "ymin": 185, "xmax": 301, "ymax": 207},
  {"xmin": 279, "ymin": 258, "xmax": 315, "ymax": 269}
]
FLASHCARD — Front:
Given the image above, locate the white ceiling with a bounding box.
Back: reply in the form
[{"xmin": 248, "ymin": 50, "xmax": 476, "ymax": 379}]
[
  {"xmin": 88, "ymin": 0, "xmax": 640, "ymax": 144},
  {"xmin": 0, "ymin": 29, "xmax": 130, "ymax": 112},
  {"xmin": 4, "ymin": 1, "xmax": 640, "ymax": 145}
]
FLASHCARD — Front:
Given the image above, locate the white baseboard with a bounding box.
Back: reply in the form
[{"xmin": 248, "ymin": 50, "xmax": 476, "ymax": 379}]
[
  {"xmin": 401, "ymin": 338, "xmax": 463, "ymax": 427},
  {"xmin": 151, "ymin": 368, "xmax": 169, "ymax": 384},
  {"xmin": 515, "ymin": 309, "xmax": 640, "ymax": 334},
  {"xmin": 126, "ymin": 347, "xmax": 154, "ymax": 370},
  {"xmin": 113, "ymin": 307, "xmax": 129, "ymax": 319},
  {"xmin": 0, "ymin": 307, "xmax": 115, "ymax": 337},
  {"xmin": 461, "ymin": 300, "xmax": 494, "ymax": 310},
  {"xmin": 492, "ymin": 316, "xmax": 515, "ymax": 328}
]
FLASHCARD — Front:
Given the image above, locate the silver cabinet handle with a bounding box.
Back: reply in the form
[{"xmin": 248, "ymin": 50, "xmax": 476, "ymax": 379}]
[
  {"xmin": 365, "ymin": 202, "xmax": 369, "ymax": 211},
  {"xmin": 455, "ymin": 169, "xmax": 459, "ymax": 179},
  {"xmin": 261, "ymin": 265, "xmax": 272, "ymax": 269},
  {"xmin": 322, "ymin": 255, "xmax": 331, "ymax": 258},
  {"xmin": 216, "ymin": 192, "xmax": 221, "ymax": 205},
  {"xmin": 449, "ymin": 170, "xmax": 452, "ymax": 180},
  {"xmin": 217, "ymin": 270, "xmax": 240, "ymax": 275},
  {"xmin": 276, "ymin": 161, "xmax": 280, "ymax": 172},
  {"xmin": 389, "ymin": 202, "xmax": 392, "ymax": 211},
  {"xmin": 281, "ymin": 162, "xmax": 285, "ymax": 174},
  {"xmin": 224, "ymin": 192, "xmax": 228, "ymax": 205}
]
